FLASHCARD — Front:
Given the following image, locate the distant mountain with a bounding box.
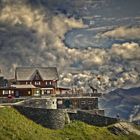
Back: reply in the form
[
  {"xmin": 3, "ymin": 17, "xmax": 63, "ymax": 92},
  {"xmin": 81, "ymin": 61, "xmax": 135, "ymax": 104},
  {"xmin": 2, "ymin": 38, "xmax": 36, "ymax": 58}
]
[{"xmin": 100, "ymin": 87, "xmax": 140, "ymax": 122}]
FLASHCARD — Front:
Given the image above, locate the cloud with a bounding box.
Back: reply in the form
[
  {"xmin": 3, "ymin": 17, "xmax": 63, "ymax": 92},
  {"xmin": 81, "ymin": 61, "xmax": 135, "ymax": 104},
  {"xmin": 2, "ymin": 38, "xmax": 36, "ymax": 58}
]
[
  {"xmin": 67, "ymin": 48, "xmax": 109, "ymax": 68},
  {"xmin": 59, "ymin": 42, "xmax": 140, "ymax": 93},
  {"xmin": 0, "ymin": 0, "xmax": 84, "ymax": 76},
  {"xmin": 111, "ymin": 42, "xmax": 140, "ymax": 60},
  {"xmin": 0, "ymin": 0, "xmax": 84, "ymax": 38},
  {"xmin": 59, "ymin": 67, "xmax": 140, "ymax": 93},
  {"xmin": 103, "ymin": 26, "xmax": 140, "ymax": 39},
  {"xmin": 0, "ymin": 0, "xmax": 140, "ymax": 93}
]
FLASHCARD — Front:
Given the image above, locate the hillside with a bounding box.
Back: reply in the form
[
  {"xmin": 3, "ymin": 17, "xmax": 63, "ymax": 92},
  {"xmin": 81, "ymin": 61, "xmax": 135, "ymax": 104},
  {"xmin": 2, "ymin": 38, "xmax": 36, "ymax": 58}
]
[
  {"xmin": 0, "ymin": 106, "xmax": 140, "ymax": 140},
  {"xmin": 100, "ymin": 87, "xmax": 140, "ymax": 122}
]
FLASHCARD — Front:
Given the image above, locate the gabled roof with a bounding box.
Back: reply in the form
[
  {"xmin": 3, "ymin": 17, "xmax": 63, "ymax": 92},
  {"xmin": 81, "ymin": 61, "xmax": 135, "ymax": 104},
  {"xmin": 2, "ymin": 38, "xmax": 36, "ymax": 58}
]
[
  {"xmin": 30, "ymin": 69, "xmax": 43, "ymax": 81},
  {"xmin": 15, "ymin": 67, "xmax": 59, "ymax": 81}
]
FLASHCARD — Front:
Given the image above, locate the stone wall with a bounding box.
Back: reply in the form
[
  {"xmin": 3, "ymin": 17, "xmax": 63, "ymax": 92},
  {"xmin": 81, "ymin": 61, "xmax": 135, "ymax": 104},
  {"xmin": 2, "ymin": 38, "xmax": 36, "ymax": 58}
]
[
  {"xmin": 57, "ymin": 97, "xmax": 99, "ymax": 110},
  {"xmin": 14, "ymin": 106, "xmax": 68, "ymax": 129},
  {"xmin": 18, "ymin": 98, "xmax": 57, "ymax": 109},
  {"xmin": 69, "ymin": 110, "xmax": 118, "ymax": 126},
  {"xmin": 14, "ymin": 97, "xmax": 100, "ymax": 111},
  {"xmin": 13, "ymin": 106, "xmax": 117, "ymax": 129}
]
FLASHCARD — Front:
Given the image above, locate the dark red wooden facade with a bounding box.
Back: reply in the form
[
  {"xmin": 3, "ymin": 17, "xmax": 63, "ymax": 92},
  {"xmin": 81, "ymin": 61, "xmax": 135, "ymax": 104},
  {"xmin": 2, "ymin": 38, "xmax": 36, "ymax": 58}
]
[{"xmin": 14, "ymin": 67, "xmax": 59, "ymax": 95}]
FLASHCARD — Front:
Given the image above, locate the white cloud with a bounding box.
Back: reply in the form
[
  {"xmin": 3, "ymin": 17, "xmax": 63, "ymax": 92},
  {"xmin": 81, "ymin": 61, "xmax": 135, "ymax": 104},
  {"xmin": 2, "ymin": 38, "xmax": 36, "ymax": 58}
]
[
  {"xmin": 67, "ymin": 48, "xmax": 109, "ymax": 68},
  {"xmin": 103, "ymin": 26, "xmax": 140, "ymax": 39},
  {"xmin": 58, "ymin": 42, "xmax": 140, "ymax": 93},
  {"xmin": 111, "ymin": 42, "xmax": 140, "ymax": 60}
]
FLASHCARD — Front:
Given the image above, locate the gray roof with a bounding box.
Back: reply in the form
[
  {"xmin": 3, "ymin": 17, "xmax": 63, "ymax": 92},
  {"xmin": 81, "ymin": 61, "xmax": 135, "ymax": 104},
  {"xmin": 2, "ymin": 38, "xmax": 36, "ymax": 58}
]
[
  {"xmin": 15, "ymin": 67, "xmax": 59, "ymax": 81},
  {"xmin": 11, "ymin": 84, "xmax": 36, "ymax": 89}
]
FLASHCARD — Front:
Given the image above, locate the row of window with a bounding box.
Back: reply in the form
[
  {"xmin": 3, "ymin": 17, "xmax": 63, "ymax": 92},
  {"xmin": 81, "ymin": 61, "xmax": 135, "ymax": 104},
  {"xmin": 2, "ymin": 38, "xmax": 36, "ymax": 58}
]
[
  {"xmin": 57, "ymin": 100, "xmax": 94, "ymax": 105},
  {"xmin": 81, "ymin": 101, "xmax": 94, "ymax": 105},
  {"xmin": 34, "ymin": 82, "xmax": 41, "ymax": 85},
  {"xmin": 2, "ymin": 90, "xmax": 31, "ymax": 95},
  {"xmin": 25, "ymin": 81, "xmax": 53, "ymax": 86},
  {"xmin": 2, "ymin": 90, "xmax": 14, "ymax": 95}
]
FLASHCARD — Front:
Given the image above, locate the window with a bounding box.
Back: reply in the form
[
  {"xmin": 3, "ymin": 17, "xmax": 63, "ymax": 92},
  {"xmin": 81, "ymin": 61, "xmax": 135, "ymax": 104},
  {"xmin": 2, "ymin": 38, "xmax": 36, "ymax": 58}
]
[
  {"xmin": 47, "ymin": 90, "xmax": 51, "ymax": 94},
  {"xmin": 7, "ymin": 90, "xmax": 10, "ymax": 94},
  {"xmin": 34, "ymin": 72, "xmax": 41, "ymax": 80},
  {"xmin": 35, "ymin": 81, "xmax": 41, "ymax": 85},
  {"xmin": 81, "ymin": 101, "xmax": 86, "ymax": 104},
  {"xmin": 3, "ymin": 90, "xmax": 9, "ymax": 95},
  {"xmin": 36, "ymin": 90, "xmax": 40, "ymax": 94},
  {"xmin": 2, "ymin": 90, "xmax": 8, "ymax": 95},
  {"xmin": 58, "ymin": 100, "xmax": 63, "ymax": 105},
  {"xmin": 88, "ymin": 101, "xmax": 93, "ymax": 104},
  {"xmin": 46, "ymin": 81, "xmax": 51, "ymax": 85}
]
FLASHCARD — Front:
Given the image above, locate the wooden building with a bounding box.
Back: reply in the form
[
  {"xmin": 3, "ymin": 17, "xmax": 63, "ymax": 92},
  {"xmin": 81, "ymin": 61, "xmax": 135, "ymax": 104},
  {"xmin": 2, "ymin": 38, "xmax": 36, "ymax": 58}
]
[
  {"xmin": 0, "ymin": 85, "xmax": 38, "ymax": 97},
  {"xmin": 0, "ymin": 75, "xmax": 8, "ymax": 87},
  {"xmin": 15, "ymin": 67, "xmax": 59, "ymax": 95},
  {"xmin": 0, "ymin": 67, "xmax": 73, "ymax": 97},
  {"xmin": 56, "ymin": 87, "xmax": 71, "ymax": 95}
]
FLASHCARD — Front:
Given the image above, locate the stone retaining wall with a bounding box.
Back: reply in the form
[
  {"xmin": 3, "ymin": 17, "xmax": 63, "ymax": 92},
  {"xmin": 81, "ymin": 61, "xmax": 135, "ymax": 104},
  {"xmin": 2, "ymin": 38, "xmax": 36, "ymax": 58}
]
[
  {"xmin": 14, "ymin": 106, "xmax": 67, "ymax": 129},
  {"xmin": 13, "ymin": 106, "xmax": 117, "ymax": 129},
  {"xmin": 69, "ymin": 110, "xmax": 118, "ymax": 126}
]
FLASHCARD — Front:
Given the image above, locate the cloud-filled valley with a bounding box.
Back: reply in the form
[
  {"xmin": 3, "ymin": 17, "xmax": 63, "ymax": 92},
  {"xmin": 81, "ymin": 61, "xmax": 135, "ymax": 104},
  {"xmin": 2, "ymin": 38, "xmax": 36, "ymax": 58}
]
[{"xmin": 0, "ymin": 0, "xmax": 140, "ymax": 94}]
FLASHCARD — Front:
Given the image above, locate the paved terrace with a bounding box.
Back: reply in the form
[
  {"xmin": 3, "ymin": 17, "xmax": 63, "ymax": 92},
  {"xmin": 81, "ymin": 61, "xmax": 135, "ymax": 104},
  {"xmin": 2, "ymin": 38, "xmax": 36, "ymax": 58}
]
[{"xmin": 0, "ymin": 94, "xmax": 102, "ymax": 107}]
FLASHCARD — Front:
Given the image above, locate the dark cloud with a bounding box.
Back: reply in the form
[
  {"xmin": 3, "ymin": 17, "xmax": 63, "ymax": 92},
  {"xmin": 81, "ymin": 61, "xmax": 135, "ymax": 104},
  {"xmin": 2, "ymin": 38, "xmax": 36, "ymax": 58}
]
[
  {"xmin": 0, "ymin": 0, "xmax": 84, "ymax": 77},
  {"xmin": 0, "ymin": 0, "xmax": 139, "ymax": 92}
]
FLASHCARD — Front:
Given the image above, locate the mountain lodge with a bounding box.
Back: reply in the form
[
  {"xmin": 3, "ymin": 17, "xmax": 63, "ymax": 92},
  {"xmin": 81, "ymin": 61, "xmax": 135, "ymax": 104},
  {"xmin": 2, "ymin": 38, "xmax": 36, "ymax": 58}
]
[{"xmin": 0, "ymin": 67, "xmax": 70, "ymax": 97}]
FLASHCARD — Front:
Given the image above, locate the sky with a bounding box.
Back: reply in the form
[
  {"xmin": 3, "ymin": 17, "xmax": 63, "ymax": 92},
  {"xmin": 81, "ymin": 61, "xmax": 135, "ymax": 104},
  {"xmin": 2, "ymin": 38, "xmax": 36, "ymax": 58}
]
[{"xmin": 0, "ymin": 0, "xmax": 140, "ymax": 92}]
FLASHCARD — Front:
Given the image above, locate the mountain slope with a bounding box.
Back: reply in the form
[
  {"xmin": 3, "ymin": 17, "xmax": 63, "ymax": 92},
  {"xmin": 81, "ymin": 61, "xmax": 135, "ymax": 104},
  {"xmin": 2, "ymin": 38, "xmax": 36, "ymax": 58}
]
[{"xmin": 100, "ymin": 87, "xmax": 140, "ymax": 122}]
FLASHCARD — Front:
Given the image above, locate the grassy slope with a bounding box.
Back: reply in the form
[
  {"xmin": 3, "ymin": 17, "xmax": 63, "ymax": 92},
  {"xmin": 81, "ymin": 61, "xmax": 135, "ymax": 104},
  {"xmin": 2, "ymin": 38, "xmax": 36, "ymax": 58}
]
[{"xmin": 0, "ymin": 107, "xmax": 140, "ymax": 140}]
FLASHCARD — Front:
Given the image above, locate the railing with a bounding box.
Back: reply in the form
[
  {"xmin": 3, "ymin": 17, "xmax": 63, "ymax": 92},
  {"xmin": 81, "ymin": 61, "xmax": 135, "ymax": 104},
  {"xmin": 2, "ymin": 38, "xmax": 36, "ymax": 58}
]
[{"xmin": 56, "ymin": 93, "xmax": 102, "ymax": 97}]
